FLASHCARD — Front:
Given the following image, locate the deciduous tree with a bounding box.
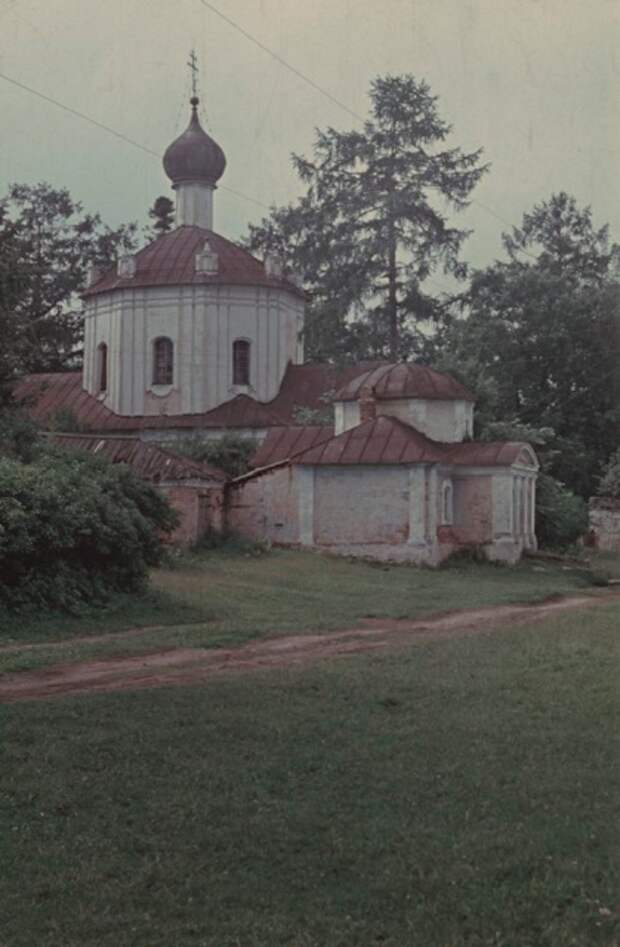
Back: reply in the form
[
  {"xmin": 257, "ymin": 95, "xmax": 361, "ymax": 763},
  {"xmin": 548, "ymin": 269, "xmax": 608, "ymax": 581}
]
[
  {"xmin": 0, "ymin": 183, "xmax": 137, "ymax": 375},
  {"xmin": 436, "ymin": 193, "xmax": 620, "ymax": 496}
]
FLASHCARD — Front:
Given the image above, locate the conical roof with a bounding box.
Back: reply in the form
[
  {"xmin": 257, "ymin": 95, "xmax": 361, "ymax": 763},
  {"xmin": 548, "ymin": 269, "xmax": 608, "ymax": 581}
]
[{"xmin": 163, "ymin": 97, "xmax": 226, "ymax": 187}]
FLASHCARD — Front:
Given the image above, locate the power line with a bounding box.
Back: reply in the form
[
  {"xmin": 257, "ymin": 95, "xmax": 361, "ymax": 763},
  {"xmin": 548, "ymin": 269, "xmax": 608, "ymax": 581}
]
[
  {"xmin": 0, "ymin": 69, "xmax": 270, "ymax": 211},
  {"xmin": 196, "ymin": 0, "xmax": 364, "ymax": 123},
  {"xmin": 0, "ymin": 65, "xmax": 531, "ymax": 255},
  {"xmin": 196, "ymin": 0, "xmax": 539, "ymax": 253}
]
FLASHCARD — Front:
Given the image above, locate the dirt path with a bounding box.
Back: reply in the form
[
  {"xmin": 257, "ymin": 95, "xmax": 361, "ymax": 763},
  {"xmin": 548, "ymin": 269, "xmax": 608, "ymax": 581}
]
[{"xmin": 1, "ymin": 592, "xmax": 618, "ymax": 704}]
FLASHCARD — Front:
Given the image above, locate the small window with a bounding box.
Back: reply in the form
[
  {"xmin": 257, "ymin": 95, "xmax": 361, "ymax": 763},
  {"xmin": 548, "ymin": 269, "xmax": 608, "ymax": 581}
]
[
  {"xmin": 442, "ymin": 481, "xmax": 453, "ymax": 526},
  {"xmin": 233, "ymin": 339, "xmax": 250, "ymax": 386},
  {"xmin": 153, "ymin": 337, "xmax": 174, "ymax": 386},
  {"xmin": 97, "ymin": 342, "xmax": 108, "ymax": 393}
]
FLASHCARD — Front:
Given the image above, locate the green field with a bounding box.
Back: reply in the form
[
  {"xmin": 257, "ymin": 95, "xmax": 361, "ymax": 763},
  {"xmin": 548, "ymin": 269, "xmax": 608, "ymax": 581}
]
[
  {"xmin": 2, "ymin": 601, "xmax": 619, "ymax": 946},
  {"xmin": 0, "ymin": 548, "xmax": 612, "ymax": 675}
]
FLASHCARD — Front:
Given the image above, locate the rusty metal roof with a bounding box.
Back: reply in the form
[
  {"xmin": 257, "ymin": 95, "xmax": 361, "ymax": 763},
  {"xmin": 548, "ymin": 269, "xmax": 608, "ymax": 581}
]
[
  {"xmin": 333, "ymin": 362, "xmax": 475, "ymax": 403},
  {"xmin": 47, "ymin": 434, "xmax": 226, "ymax": 483},
  {"xmin": 250, "ymin": 425, "xmax": 334, "ymax": 468},
  {"xmin": 294, "ymin": 415, "xmax": 536, "ymax": 468},
  {"xmin": 295, "ymin": 416, "xmax": 446, "ymax": 465},
  {"xmin": 445, "ymin": 441, "xmax": 539, "ymax": 467},
  {"xmin": 83, "ymin": 226, "xmax": 304, "ymax": 299},
  {"xmin": 13, "ymin": 362, "xmax": 384, "ymax": 434}
]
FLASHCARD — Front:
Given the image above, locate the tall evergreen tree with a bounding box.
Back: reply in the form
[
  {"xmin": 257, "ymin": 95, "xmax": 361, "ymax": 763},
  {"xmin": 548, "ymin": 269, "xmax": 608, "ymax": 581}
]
[{"xmin": 246, "ymin": 75, "xmax": 487, "ymax": 361}]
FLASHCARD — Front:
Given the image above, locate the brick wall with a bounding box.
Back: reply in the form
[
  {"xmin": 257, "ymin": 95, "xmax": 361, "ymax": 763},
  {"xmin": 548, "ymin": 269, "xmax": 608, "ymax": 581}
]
[
  {"xmin": 314, "ymin": 466, "xmax": 409, "ymax": 546},
  {"xmin": 159, "ymin": 484, "xmax": 224, "ymax": 546},
  {"xmin": 453, "ymin": 475, "xmax": 493, "ymax": 542},
  {"xmin": 588, "ymin": 497, "xmax": 620, "ymax": 552},
  {"xmin": 227, "ymin": 465, "xmax": 300, "ymax": 544}
]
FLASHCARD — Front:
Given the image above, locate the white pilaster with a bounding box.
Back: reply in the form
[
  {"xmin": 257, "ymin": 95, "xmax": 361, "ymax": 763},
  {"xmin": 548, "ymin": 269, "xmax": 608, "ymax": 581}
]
[
  {"xmin": 408, "ymin": 466, "xmax": 426, "ymax": 545},
  {"xmin": 298, "ymin": 467, "xmax": 315, "ymax": 545}
]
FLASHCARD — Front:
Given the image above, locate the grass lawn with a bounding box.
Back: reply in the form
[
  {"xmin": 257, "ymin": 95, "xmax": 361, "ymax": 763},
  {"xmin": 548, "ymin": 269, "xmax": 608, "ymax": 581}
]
[
  {"xmin": 2, "ymin": 601, "xmax": 619, "ymax": 946},
  {"xmin": 0, "ymin": 548, "xmax": 612, "ymax": 675}
]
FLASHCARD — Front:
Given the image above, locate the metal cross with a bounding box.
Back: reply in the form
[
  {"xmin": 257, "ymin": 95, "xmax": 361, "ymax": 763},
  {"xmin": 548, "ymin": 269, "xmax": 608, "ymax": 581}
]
[{"xmin": 187, "ymin": 49, "xmax": 199, "ymax": 98}]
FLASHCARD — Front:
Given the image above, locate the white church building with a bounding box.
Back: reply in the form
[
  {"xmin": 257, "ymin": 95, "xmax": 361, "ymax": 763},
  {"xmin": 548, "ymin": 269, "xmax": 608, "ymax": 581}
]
[{"xmin": 17, "ymin": 94, "xmax": 539, "ymax": 563}]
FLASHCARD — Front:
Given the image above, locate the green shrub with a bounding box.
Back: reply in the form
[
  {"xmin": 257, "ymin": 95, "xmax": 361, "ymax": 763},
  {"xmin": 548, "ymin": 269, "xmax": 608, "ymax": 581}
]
[
  {"xmin": 0, "ymin": 448, "xmax": 178, "ymax": 613},
  {"xmin": 0, "ymin": 408, "xmax": 41, "ymax": 462},
  {"xmin": 174, "ymin": 433, "xmax": 258, "ymax": 479},
  {"xmin": 535, "ymin": 473, "xmax": 588, "ymax": 550}
]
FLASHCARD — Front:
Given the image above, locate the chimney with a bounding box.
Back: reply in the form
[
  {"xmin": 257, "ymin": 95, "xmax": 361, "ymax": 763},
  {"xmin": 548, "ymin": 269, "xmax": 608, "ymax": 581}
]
[{"xmin": 359, "ymin": 384, "xmax": 376, "ymax": 423}]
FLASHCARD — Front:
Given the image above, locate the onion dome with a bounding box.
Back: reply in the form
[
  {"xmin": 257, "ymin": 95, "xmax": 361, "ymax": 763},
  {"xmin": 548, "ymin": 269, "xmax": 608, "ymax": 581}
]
[{"xmin": 163, "ymin": 97, "xmax": 226, "ymax": 187}]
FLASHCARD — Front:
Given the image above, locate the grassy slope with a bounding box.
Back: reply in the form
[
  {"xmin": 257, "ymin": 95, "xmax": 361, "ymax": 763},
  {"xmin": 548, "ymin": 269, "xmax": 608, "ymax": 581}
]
[
  {"xmin": 2, "ymin": 602, "xmax": 620, "ymax": 947},
  {"xmin": 0, "ymin": 549, "xmax": 608, "ymax": 675}
]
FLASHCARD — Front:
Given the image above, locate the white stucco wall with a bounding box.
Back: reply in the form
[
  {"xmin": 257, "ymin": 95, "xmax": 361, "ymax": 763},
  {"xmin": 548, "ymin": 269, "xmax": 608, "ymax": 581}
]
[
  {"xmin": 333, "ymin": 397, "xmax": 473, "ymax": 441},
  {"xmin": 83, "ymin": 283, "xmax": 304, "ymax": 416},
  {"xmin": 375, "ymin": 398, "xmax": 473, "ymax": 442}
]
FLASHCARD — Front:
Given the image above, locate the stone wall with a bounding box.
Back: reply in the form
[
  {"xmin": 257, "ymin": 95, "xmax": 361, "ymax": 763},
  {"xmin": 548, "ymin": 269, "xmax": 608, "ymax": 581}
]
[{"xmin": 588, "ymin": 497, "xmax": 620, "ymax": 553}]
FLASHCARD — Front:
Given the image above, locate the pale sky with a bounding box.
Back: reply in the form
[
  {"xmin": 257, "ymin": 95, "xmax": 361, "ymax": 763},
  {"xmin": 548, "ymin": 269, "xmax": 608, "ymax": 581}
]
[{"xmin": 1, "ymin": 0, "xmax": 618, "ymax": 286}]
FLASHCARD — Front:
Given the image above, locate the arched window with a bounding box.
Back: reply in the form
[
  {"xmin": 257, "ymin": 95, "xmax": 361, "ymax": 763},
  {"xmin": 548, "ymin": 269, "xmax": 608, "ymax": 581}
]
[
  {"xmin": 441, "ymin": 481, "xmax": 453, "ymax": 526},
  {"xmin": 233, "ymin": 339, "xmax": 250, "ymax": 386},
  {"xmin": 97, "ymin": 342, "xmax": 108, "ymax": 393},
  {"xmin": 153, "ymin": 337, "xmax": 174, "ymax": 386}
]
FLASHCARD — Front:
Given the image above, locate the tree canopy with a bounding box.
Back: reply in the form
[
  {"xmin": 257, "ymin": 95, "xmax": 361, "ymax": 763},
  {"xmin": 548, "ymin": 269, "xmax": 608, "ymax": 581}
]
[
  {"xmin": 0, "ymin": 183, "xmax": 137, "ymax": 382},
  {"xmin": 246, "ymin": 74, "xmax": 487, "ymax": 362},
  {"xmin": 437, "ymin": 193, "xmax": 620, "ymax": 497}
]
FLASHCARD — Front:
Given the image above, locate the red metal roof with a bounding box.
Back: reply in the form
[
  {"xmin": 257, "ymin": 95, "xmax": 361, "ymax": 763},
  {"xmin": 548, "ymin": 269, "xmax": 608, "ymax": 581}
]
[
  {"xmin": 294, "ymin": 415, "xmax": 536, "ymax": 468},
  {"xmin": 13, "ymin": 362, "xmax": 384, "ymax": 434},
  {"xmin": 47, "ymin": 434, "xmax": 226, "ymax": 483},
  {"xmin": 295, "ymin": 416, "xmax": 446, "ymax": 465},
  {"xmin": 445, "ymin": 441, "xmax": 538, "ymax": 467},
  {"xmin": 250, "ymin": 425, "xmax": 335, "ymax": 469},
  {"xmin": 333, "ymin": 362, "xmax": 475, "ymax": 403},
  {"xmin": 83, "ymin": 226, "xmax": 304, "ymax": 299}
]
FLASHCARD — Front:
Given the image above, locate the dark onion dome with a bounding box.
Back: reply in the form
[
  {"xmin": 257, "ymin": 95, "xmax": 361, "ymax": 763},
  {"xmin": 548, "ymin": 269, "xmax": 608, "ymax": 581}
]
[
  {"xmin": 333, "ymin": 361, "xmax": 475, "ymax": 403},
  {"xmin": 163, "ymin": 97, "xmax": 226, "ymax": 187}
]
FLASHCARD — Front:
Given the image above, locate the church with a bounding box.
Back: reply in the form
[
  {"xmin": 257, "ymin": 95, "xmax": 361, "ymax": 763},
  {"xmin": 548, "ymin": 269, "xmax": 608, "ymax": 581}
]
[{"xmin": 16, "ymin": 93, "xmax": 539, "ymax": 564}]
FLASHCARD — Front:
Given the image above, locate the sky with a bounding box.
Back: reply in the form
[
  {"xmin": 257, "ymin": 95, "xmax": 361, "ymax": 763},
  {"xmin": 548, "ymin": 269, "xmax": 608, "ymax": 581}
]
[{"xmin": 1, "ymin": 0, "xmax": 618, "ymax": 286}]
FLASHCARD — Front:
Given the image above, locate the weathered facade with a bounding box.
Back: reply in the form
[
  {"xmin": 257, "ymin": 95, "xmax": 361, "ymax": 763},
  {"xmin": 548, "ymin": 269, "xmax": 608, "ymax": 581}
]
[
  {"xmin": 588, "ymin": 497, "xmax": 620, "ymax": 553},
  {"xmin": 228, "ymin": 414, "xmax": 538, "ymax": 564},
  {"xmin": 16, "ymin": 93, "xmax": 539, "ymax": 563}
]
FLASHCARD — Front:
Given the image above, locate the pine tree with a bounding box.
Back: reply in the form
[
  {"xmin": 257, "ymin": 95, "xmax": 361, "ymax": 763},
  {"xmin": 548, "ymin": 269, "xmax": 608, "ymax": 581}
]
[
  {"xmin": 246, "ymin": 75, "xmax": 487, "ymax": 361},
  {"xmin": 147, "ymin": 196, "xmax": 175, "ymax": 240}
]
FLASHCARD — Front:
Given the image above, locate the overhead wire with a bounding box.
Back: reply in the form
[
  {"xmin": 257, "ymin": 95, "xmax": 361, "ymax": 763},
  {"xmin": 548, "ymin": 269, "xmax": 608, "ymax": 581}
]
[
  {"xmin": 195, "ymin": 0, "xmax": 540, "ymax": 259},
  {"xmin": 0, "ymin": 70, "xmax": 270, "ymax": 210}
]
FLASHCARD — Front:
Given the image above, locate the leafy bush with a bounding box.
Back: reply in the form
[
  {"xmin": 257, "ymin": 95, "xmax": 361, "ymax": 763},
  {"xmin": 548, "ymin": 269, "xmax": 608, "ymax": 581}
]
[
  {"xmin": 535, "ymin": 472, "xmax": 588, "ymax": 550},
  {"xmin": 598, "ymin": 447, "xmax": 620, "ymax": 498},
  {"xmin": 0, "ymin": 408, "xmax": 41, "ymax": 462},
  {"xmin": 175, "ymin": 433, "xmax": 258, "ymax": 479},
  {"xmin": 0, "ymin": 447, "xmax": 178, "ymax": 613}
]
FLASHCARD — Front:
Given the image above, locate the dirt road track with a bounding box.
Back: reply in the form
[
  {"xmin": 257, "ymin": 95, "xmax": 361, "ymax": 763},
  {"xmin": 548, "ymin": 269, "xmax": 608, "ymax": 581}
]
[{"xmin": 1, "ymin": 592, "xmax": 618, "ymax": 704}]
